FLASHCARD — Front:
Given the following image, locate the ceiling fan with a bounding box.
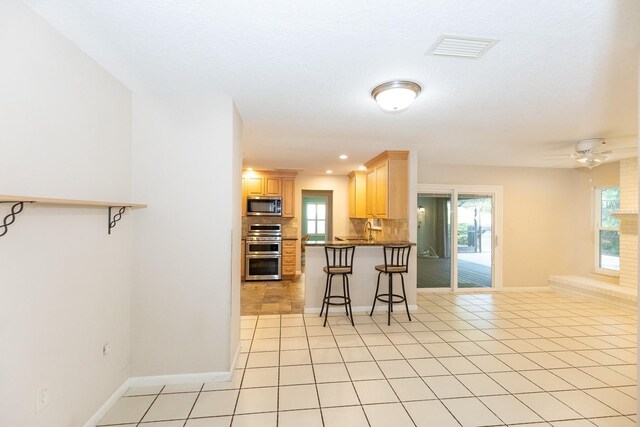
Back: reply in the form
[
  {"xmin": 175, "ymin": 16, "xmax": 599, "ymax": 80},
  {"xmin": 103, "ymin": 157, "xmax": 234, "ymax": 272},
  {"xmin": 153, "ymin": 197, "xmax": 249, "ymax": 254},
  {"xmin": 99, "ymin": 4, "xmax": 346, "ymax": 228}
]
[{"xmin": 547, "ymin": 138, "xmax": 635, "ymax": 169}]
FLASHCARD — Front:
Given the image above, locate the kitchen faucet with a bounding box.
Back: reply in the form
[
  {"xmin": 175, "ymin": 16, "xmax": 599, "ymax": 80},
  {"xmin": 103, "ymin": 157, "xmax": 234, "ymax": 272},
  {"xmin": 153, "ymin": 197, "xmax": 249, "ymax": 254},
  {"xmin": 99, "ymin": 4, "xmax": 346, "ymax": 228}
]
[{"xmin": 365, "ymin": 221, "xmax": 374, "ymax": 242}]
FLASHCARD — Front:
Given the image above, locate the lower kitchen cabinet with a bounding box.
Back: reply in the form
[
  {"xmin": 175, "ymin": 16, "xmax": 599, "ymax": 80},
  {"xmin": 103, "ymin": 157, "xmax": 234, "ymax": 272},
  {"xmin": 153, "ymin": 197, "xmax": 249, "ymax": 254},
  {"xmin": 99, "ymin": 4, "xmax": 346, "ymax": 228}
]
[{"xmin": 282, "ymin": 239, "xmax": 297, "ymax": 277}]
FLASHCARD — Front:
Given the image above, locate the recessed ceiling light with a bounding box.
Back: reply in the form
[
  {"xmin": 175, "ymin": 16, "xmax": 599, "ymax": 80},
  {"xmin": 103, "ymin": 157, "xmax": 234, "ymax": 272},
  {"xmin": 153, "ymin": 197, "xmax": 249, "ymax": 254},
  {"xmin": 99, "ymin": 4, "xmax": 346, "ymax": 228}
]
[
  {"xmin": 371, "ymin": 81, "xmax": 421, "ymax": 112},
  {"xmin": 358, "ymin": 165, "xmax": 367, "ymax": 171},
  {"xmin": 246, "ymin": 167, "xmax": 253, "ymax": 171},
  {"xmin": 326, "ymin": 170, "xmax": 333, "ymax": 174},
  {"xmin": 339, "ymin": 154, "xmax": 348, "ymax": 160}
]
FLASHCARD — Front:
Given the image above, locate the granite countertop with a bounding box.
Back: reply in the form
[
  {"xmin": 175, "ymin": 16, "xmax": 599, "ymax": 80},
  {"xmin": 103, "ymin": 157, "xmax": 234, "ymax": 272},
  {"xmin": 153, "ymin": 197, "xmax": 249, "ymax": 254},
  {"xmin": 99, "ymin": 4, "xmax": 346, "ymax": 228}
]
[
  {"xmin": 304, "ymin": 240, "xmax": 416, "ymax": 247},
  {"xmin": 241, "ymin": 236, "xmax": 298, "ymax": 240}
]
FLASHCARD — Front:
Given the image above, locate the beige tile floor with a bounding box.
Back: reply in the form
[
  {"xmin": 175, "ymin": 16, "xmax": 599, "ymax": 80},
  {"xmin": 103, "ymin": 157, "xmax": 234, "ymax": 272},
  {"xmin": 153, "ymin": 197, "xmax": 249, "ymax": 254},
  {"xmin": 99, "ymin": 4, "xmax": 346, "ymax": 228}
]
[{"xmin": 98, "ymin": 291, "xmax": 637, "ymax": 426}]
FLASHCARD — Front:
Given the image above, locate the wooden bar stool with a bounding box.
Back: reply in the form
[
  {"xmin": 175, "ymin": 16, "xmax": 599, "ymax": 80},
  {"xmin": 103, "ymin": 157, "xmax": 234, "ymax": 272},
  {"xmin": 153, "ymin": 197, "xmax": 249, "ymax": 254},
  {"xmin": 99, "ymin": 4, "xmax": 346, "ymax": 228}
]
[
  {"xmin": 369, "ymin": 245, "xmax": 412, "ymax": 326},
  {"xmin": 320, "ymin": 245, "xmax": 356, "ymax": 327}
]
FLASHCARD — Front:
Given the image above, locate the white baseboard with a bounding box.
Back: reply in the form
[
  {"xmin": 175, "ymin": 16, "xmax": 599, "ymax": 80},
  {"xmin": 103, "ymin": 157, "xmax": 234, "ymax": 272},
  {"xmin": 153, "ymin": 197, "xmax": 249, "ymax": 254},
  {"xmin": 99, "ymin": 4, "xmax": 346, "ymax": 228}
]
[
  {"xmin": 82, "ymin": 380, "xmax": 130, "ymax": 427},
  {"xmin": 230, "ymin": 343, "xmax": 241, "ymax": 372},
  {"xmin": 304, "ymin": 304, "xmax": 418, "ymax": 314},
  {"xmin": 417, "ymin": 287, "xmax": 550, "ymax": 293},
  {"xmin": 128, "ymin": 370, "xmax": 232, "ymax": 388},
  {"xmin": 500, "ymin": 286, "xmax": 550, "ymax": 292}
]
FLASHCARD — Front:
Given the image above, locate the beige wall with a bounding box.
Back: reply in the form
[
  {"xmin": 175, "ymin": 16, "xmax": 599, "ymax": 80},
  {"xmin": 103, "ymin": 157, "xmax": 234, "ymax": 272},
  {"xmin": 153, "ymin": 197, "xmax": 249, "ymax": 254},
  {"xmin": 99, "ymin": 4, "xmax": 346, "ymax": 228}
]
[
  {"xmin": 0, "ymin": 1, "xmax": 133, "ymax": 425},
  {"xmin": 418, "ymin": 161, "xmax": 619, "ymax": 287}
]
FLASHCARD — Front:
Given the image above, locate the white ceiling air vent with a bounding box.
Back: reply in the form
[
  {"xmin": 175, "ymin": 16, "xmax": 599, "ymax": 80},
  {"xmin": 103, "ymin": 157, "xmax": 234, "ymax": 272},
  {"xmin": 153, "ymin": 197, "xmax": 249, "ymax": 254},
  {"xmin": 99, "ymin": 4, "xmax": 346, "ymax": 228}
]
[{"xmin": 428, "ymin": 35, "xmax": 499, "ymax": 59}]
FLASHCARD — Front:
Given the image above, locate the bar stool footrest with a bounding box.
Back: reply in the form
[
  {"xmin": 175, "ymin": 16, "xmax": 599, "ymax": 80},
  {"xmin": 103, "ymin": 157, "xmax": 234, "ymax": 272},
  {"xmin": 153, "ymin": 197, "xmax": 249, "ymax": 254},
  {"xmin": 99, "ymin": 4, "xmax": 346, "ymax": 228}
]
[
  {"xmin": 324, "ymin": 295, "xmax": 351, "ymax": 306},
  {"xmin": 374, "ymin": 293, "xmax": 406, "ymax": 304}
]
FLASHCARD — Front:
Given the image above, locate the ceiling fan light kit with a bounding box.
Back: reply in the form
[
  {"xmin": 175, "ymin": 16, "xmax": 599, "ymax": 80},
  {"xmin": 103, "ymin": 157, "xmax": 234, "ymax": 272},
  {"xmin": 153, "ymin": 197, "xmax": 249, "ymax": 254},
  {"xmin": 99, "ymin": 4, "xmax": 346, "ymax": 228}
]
[{"xmin": 371, "ymin": 80, "xmax": 421, "ymax": 112}]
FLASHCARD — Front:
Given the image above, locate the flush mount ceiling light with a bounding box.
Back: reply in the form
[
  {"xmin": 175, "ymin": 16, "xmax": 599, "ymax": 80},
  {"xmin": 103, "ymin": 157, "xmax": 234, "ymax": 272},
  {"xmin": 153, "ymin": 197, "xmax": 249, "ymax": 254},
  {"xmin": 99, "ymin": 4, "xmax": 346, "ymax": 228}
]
[
  {"xmin": 371, "ymin": 80, "xmax": 421, "ymax": 112},
  {"xmin": 326, "ymin": 170, "xmax": 333, "ymax": 174},
  {"xmin": 339, "ymin": 154, "xmax": 348, "ymax": 160}
]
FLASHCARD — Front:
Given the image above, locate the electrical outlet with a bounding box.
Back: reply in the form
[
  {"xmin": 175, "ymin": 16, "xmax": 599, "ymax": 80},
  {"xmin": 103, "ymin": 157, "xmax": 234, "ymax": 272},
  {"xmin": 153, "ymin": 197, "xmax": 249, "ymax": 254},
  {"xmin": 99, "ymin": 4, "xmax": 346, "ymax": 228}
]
[
  {"xmin": 36, "ymin": 384, "xmax": 49, "ymax": 414},
  {"xmin": 103, "ymin": 343, "xmax": 111, "ymax": 356}
]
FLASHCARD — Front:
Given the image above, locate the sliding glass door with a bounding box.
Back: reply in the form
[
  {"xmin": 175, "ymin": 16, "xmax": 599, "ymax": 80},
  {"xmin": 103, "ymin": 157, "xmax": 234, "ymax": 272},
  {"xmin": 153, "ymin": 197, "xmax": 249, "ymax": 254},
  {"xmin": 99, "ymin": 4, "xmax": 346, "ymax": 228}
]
[
  {"xmin": 417, "ymin": 187, "xmax": 499, "ymax": 290},
  {"xmin": 417, "ymin": 193, "xmax": 452, "ymax": 289},
  {"xmin": 457, "ymin": 194, "xmax": 493, "ymax": 289}
]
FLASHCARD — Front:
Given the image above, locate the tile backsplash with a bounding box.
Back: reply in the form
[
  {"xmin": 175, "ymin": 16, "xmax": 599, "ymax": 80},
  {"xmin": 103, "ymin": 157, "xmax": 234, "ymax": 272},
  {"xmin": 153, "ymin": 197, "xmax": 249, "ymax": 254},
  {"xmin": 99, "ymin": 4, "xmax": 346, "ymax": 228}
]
[{"xmin": 349, "ymin": 218, "xmax": 409, "ymax": 241}]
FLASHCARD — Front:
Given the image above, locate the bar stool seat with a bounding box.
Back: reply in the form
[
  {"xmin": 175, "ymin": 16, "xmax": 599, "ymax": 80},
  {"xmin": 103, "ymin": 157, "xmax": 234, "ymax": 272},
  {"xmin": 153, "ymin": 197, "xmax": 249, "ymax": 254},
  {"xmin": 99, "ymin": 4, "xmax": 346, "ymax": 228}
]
[
  {"xmin": 375, "ymin": 265, "xmax": 408, "ymax": 273},
  {"xmin": 320, "ymin": 245, "xmax": 356, "ymax": 327},
  {"xmin": 323, "ymin": 266, "xmax": 352, "ymax": 274},
  {"xmin": 370, "ymin": 245, "xmax": 412, "ymax": 326}
]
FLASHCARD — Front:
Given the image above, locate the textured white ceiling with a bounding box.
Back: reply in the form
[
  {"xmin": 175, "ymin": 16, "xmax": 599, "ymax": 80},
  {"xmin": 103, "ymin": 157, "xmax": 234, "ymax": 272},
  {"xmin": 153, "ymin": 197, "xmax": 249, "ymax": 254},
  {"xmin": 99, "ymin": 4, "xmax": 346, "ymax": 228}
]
[{"xmin": 23, "ymin": 0, "xmax": 640, "ymax": 174}]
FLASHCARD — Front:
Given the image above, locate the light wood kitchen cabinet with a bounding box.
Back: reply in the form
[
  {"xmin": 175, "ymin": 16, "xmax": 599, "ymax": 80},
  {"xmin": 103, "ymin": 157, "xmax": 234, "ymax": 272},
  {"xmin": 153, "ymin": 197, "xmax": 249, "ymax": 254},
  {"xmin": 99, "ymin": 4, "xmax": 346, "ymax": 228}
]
[
  {"xmin": 241, "ymin": 170, "xmax": 297, "ymax": 217},
  {"xmin": 241, "ymin": 178, "xmax": 247, "ymax": 216},
  {"xmin": 364, "ymin": 151, "xmax": 408, "ymax": 219},
  {"xmin": 282, "ymin": 239, "xmax": 296, "ymax": 277},
  {"xmin": 264, "ymin": 177, "xmax": 281, "ymax": 196},
  {"xmin": 245, "ymin": 177, "xmax": 264, "ymax": 196},
  {"xmin": 365, "ymin": 168, "xmax": 376, "ymax": 217},
  {"xmin": 281, "ymin": 177, "xmax": 295, "ymax": 218},
  {"xmin": 375, "ymin": 162, "xmax": 388, "ymax": 217},
  {"xmin": 348, "ymin": 171, "xmax": 367, "ymax": 218}
]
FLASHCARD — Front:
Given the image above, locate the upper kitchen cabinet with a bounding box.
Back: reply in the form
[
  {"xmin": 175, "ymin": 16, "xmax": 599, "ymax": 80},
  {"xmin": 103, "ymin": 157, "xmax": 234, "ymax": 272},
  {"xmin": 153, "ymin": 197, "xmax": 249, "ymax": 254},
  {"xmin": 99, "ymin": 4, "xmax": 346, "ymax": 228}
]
[
  {"xmin": 241, "ymin": 170, "xmax": 297, "ymax": 218},
  {"xmin": 348, "ymin": 171, "xmax": 367, "ymax": 218},
  {"xmin": 364, "ymin": 151, "xmax": 408, "ymax": 219},
  {"xmin": 245, "ymin": 176, "xmax": 264, "ymax": 196},
  {"xmin": 264, "ymin": 176, "xmax": 282, "ymax": 196},
  {"xmin": 281, "ymin": 177, "xmax": 295, "ymax": 218}
]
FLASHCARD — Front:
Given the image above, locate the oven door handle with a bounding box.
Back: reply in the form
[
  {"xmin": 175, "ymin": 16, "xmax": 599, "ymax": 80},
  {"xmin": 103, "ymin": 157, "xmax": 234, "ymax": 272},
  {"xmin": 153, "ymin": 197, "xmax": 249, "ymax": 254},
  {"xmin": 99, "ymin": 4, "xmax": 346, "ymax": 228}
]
[{"xmin": 245, "ymin": 254, "xmax": 282, "ymax": 259}]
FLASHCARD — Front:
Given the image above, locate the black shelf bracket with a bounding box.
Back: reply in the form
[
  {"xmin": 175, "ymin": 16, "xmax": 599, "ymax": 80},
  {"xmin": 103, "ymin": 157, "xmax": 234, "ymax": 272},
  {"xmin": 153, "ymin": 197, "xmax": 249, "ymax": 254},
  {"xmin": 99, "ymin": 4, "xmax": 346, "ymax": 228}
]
[
  {"xmin": 108, "ymin": 206, "xmax": 127, "ymax": 235},
  {"xmin": 0, "ymin": 201, "xmax": 27, "ymax": 237}
]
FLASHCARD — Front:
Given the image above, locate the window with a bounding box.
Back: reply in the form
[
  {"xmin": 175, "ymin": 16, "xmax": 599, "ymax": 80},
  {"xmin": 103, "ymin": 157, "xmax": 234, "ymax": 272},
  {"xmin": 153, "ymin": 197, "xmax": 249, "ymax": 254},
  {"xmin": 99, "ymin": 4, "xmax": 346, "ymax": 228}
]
[
  {"xmin": 306, "ymin": 202, "xmax": 326, "ymax": 236},
  {"xmin": 595, "ymin": 187, "xmax": 620, "ymax": 273}
]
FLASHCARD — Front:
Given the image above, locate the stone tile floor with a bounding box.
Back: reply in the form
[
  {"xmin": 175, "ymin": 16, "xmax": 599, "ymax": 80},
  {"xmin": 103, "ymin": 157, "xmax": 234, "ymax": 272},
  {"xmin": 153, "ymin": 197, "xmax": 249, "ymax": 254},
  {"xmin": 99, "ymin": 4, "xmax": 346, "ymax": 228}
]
[
  {"xmin": 99, "ymin": 291, "xmax": 637, "ymax": 426},
  {"xmin": 241, "ymin": 275, "xmax": 305, "ymax": 316}
]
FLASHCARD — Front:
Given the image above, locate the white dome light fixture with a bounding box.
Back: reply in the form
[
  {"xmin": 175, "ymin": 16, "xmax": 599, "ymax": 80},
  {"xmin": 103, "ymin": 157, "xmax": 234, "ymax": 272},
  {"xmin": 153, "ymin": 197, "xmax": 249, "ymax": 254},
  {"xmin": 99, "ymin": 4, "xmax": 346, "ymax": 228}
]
[{"xmin": 371, "ymin": 80, "xmax": 421, "ymax": 112}]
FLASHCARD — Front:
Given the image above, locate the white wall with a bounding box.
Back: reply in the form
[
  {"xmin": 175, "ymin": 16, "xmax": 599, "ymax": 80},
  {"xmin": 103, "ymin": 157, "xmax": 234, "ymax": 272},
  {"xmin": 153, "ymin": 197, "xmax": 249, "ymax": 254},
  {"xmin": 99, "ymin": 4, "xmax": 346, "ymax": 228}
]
[
  {"xmin": 0, "ymin": 1, "xmax": 133, "ymax": 425},
  {"xmin": 131, "ymin": 94, "xmax": 241, "ymax": 376},
  {"xmin": 418, "ymin": 161, "xmax": 619, "ymax": 287},
  {"xmin": 229, "ymin": 105, "xmax": 243, "ymax": 367}
]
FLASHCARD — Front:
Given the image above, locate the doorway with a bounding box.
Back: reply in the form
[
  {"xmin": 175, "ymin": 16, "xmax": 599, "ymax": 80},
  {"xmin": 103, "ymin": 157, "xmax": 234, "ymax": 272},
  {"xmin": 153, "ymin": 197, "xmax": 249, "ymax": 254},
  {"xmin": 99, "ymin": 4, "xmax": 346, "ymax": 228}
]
[
  {"xmin": 417, "ymin": 185, "xmax": 502, "ymax": 290},
  {"xmin": 302, "ymin": 191, "xmax": 333, "ymax": 242}
]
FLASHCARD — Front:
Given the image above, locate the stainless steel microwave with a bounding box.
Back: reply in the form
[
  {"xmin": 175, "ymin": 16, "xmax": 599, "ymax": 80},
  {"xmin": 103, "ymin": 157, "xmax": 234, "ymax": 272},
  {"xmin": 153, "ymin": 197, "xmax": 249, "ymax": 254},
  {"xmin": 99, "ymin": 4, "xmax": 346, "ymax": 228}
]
[{"xmin": 246, "ymin": 196, "xmax": 282, "ymax": 216}]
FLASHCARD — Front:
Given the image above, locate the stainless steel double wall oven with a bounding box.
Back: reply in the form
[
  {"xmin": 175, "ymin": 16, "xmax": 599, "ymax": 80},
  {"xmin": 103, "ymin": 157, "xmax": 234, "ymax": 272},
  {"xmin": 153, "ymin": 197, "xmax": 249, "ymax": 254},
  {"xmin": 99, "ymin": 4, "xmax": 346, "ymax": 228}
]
[{"xmin": 245, "ymin": 224, "xmax": 282, "ymax": 280}]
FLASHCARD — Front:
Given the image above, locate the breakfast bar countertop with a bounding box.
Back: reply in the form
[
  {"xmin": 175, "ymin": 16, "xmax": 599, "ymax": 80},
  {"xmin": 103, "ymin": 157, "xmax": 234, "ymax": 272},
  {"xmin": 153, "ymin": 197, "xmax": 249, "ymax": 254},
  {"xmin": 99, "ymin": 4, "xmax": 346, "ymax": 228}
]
[{"xmin": 304, "ymin": 239, "xmax": 416, "ymax": 247}]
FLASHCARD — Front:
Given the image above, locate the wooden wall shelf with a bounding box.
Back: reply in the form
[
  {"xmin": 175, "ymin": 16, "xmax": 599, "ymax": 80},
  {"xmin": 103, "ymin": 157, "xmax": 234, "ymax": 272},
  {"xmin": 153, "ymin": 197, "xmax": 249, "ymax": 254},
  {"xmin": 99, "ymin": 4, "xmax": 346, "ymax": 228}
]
[{"xmin": 0, "ymin": 194, "xmax": 147, "ymax": 237}]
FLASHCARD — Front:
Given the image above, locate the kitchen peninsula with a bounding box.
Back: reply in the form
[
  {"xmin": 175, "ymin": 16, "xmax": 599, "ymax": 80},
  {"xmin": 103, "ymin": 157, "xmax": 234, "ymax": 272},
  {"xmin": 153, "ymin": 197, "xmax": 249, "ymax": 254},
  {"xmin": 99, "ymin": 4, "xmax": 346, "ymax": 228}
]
[
  {"xmin": 300, "ymin": 149, "xmax": 417, "ymax": 315},
  {"xmin": 304, "ymin": 239, "xmax": 418, "ymax": 313}
]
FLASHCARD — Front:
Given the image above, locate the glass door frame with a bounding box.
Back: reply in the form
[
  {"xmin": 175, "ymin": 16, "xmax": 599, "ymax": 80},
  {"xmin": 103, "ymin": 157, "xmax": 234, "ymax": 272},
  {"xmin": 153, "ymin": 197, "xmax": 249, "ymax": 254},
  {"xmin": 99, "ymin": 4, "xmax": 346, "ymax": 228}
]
[{"xmin": 416, "ymin": 184, "xmax": 503, "ymax": 291}]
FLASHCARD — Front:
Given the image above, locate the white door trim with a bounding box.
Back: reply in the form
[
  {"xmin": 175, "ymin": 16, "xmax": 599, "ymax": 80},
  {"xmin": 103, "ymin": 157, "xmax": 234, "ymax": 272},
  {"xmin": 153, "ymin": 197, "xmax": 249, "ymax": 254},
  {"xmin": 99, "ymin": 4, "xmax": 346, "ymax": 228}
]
[{"xmin": 416, "ymin": 184, "xmax": 504, "ymax": 291}]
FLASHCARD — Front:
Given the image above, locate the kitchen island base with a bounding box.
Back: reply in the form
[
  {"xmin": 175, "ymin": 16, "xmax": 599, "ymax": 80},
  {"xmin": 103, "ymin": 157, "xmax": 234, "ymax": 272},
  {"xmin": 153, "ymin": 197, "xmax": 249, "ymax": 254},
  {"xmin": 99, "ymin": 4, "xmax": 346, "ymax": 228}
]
[{"xmin": 304, "ymin": 243, "xmax": 417, "ymax": 315}]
